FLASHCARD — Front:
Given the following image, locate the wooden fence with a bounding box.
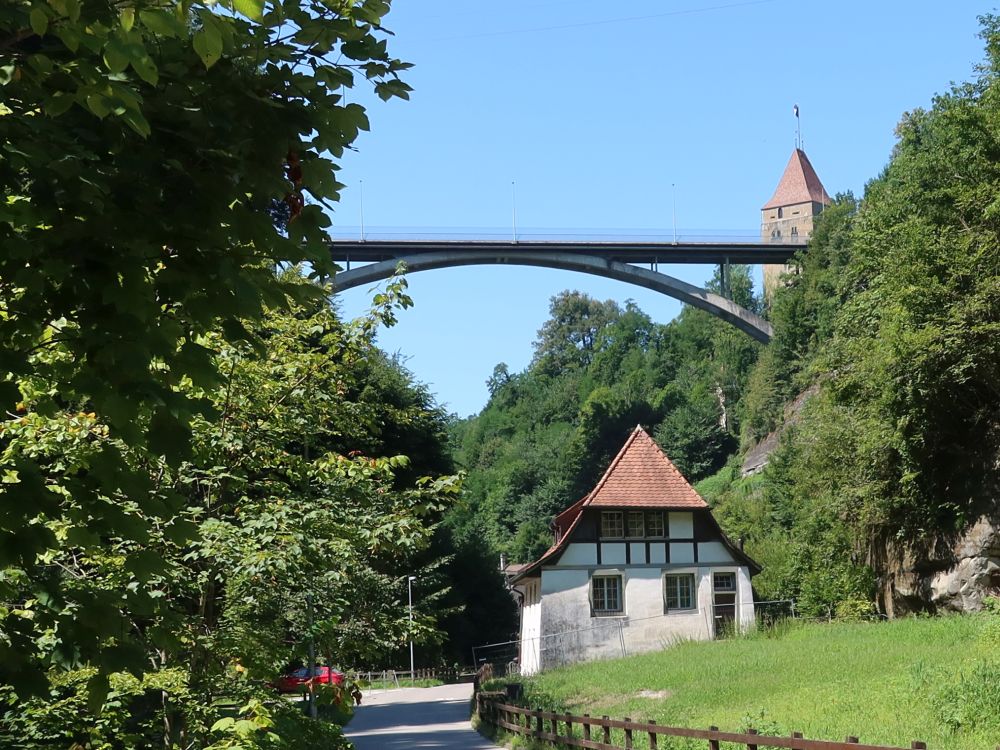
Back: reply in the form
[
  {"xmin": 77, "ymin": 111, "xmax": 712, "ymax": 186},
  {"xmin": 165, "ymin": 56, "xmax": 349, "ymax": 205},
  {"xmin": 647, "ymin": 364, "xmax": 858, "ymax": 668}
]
[{"xmin": 475, "ymin": 692, "xmax": 940, "ymax": 750}]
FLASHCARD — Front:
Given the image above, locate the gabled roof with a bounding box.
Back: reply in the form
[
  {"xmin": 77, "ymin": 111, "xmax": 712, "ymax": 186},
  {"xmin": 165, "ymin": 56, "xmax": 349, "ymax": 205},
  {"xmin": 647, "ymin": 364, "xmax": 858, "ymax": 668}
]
[
  {"xmin": 584, "ymin": 426, "xmax": 708, "ymax": 509},
  {"xmin": 762, "ymin": 148, "xmax": 831, "ymax": 210},
  {"xmin": 512, "ymin": 427, "xmax": 727, "ymax": 582}
]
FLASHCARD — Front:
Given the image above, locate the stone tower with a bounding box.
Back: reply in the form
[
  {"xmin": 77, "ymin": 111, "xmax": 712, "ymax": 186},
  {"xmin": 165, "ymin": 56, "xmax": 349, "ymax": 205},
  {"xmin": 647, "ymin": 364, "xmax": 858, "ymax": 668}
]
[{"xmin": 761, "ymin": 148, "xmax": 831, "ymax": 300}]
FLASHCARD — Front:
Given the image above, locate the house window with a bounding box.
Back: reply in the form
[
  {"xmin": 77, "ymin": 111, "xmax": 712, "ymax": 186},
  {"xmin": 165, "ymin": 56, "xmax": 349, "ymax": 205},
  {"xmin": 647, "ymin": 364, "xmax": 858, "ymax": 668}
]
[
  {"xmin": 591, "ymin": 575, "xmax": 623, "ymax": 616},
  {"xmin": 664, "ymin": 573, "xmax": 696, "ymax": 611},
  {"xmin": 627, "ymin": 511, "xmax": 644, "ymax": 538},
  {"xmin": 714, "ymin": 572, "xmax": 736, "ymax": 591},
  {"xmin": 790, "ymin": 226, "xmax": 799, "ymax": 238},
  {"xmin": 645, "ymin": 511, "xmax": 665, "ymax": 537},
  {"xmin": 713, "ymin": 572, "xmax": 738, "ymax": 635},
  {"xmin": 600, "ymin": 511, "xmax": 624, "ymax": 538},
  {"xmin": 777, "ymin": 207, "xmax": 783, "ymax": 218}
]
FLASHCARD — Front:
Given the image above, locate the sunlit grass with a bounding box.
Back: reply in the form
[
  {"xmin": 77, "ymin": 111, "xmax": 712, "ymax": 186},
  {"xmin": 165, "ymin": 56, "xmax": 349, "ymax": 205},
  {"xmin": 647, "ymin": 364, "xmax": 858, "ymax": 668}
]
[{"xmin": 510, "ymin": 616, "xmax": 998, "ymax": 750}]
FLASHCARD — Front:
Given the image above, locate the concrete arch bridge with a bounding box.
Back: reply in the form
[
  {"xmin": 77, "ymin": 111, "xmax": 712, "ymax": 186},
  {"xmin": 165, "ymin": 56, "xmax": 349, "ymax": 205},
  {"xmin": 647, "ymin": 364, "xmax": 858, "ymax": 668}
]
[{"xmin": 330, "ymin": 237, "xmax": 801, "ymax": 343}]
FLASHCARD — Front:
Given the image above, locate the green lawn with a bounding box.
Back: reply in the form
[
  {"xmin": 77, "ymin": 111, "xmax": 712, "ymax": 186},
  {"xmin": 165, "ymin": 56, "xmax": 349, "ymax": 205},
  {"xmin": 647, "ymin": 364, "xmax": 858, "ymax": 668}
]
[{"xmin": 505, "ymin": 615, "xmax": 1000, "ymax": 750}]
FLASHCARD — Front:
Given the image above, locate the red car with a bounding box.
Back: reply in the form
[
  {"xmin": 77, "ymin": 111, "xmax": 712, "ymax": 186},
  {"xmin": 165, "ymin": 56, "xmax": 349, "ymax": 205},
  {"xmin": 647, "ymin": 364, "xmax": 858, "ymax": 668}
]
[{"xmin": 274, "ymin": 666, "xmax": 345, "ymax": 692}]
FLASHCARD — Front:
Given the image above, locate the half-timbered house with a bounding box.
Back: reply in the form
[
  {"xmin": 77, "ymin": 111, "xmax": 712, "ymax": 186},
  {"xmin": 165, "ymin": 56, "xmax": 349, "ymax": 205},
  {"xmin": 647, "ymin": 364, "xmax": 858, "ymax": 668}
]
[{"xmin": 509, "ymin": 426, "xmax": 760, "ymax": 674}]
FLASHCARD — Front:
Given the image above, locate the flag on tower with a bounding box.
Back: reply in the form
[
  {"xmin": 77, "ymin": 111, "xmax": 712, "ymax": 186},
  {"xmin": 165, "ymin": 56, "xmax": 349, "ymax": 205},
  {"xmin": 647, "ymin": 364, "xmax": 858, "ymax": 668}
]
[{"xmin": 793, "ymin": 104, "xmax": 799, "ymax": 118}]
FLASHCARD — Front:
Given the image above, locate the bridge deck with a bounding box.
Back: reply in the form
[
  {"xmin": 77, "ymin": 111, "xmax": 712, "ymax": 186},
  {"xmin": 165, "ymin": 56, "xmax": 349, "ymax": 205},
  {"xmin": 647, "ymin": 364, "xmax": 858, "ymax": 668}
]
[{"xmin": 329, "ymin": 239, "xmax": 803, "ymax": 265}]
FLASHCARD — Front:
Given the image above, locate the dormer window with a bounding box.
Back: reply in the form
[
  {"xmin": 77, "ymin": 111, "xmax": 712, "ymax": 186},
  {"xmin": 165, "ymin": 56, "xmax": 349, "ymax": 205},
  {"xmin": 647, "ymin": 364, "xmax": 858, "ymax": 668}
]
[
  {"xmin": 627, "ymin": 511, "xmax": 644, "ymax": 538},
  {"xmin": 646, "ymin": 511, "xmax": 665, "ymax": 537},
  {"xmin": 600, "ymin": 511, "xmax": 624, "ymax": 538}
]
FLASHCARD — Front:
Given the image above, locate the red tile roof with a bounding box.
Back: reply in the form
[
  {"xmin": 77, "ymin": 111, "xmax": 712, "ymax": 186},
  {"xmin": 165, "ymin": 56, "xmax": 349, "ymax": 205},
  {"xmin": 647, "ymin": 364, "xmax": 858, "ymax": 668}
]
[
  {"xmin": 510, "ymin": 427, "xmax": 717, "ymax": 582},
  {"xmin": 762, "ymin": 148, "xmax": 831, "ymax": 210},
  {"xmin": 583, "ymin": 426, "xmax": 708, "ymax": 509}
]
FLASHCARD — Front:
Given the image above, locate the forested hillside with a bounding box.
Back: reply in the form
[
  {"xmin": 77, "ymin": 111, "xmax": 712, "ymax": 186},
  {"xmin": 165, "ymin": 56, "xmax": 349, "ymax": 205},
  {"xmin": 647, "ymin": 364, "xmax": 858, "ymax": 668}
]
[
  {"xmin": 452, "ymin": 16, "xmax": 1000, "ymax": 618},
  {"xmin": 449, "ymin": 272, "xmax": 763, "ymax": 563},
  {"xmin": 712, "ymin": 15, "xmax": 1000, "ymax": 617}
]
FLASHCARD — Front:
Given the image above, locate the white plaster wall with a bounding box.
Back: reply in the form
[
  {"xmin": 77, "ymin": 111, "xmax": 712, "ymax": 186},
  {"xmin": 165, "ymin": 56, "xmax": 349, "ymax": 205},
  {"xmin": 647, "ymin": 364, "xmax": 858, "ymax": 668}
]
[
  {"xmin": 601, "ymin": 543, "xmax": 626, "ymax": 565},
  {"xmin": 668, "ymin": 512, "xmax": 694, "ymax": 538},
  {"xmin": 670, "ymin": 542, "xmax": 695, "ymax": 563},
  {"xmin": 539, "ymin": 568, "xmax": 624, "ymax": 670},
  {"xmin": 518, "ymin": 580, "xmax": 543, "ymax": 675},
  {"xmin": 737, "ymin": 566, "xmax": 756, "ymax": 632},
  {"xmin": 622, "ymin": 568, "xmax": 713, "ymax": 654},
  {"xmin": 536, "ymin": 565, "xmax": 722, "ymax": 670},
  {"xmin": 697, "ymin": 542, "xmax": 734, "ymax": 563},
  {"xmin": 558, "ymin": 543, "xmax": 598, "ymax": 566}
]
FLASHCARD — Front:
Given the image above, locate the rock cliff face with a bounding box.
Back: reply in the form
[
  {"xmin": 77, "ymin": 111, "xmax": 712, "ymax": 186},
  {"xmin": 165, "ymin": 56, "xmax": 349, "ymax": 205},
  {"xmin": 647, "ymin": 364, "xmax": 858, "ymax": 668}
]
[
  {"xmin": 874, "ymin": 512, "xmax": 1000, "ymax": 617},
  {"xmin": 741, "ymin": 387, "xmax": 817, "ymax": 477}
]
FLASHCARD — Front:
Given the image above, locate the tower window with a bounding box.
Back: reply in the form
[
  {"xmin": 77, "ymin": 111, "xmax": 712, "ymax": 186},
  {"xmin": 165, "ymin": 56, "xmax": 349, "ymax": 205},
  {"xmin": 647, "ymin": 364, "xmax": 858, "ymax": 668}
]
[
  {"xmin": 771, "ymin": 229, "xmax": 781, "ymax": 239},
  {"xmin": 791, "ymin": 227, "xmax": 798, "ymax": 238},
  {"xmin": 777, "ymin": 207, "xmax": 784, "ymax": 218}
]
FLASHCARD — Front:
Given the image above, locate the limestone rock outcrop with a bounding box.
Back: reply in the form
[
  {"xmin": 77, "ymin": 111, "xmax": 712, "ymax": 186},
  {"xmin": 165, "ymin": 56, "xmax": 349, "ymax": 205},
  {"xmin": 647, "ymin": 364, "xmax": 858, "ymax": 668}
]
[{"xmin": 876, "ymin": 513, "xmax": 1000, "ymax": 617}]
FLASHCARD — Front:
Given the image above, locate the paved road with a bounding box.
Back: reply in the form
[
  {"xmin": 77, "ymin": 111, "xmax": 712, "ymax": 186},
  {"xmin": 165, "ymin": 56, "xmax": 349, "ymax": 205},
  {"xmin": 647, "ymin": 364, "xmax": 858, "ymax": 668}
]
[{"xmin": 345, "ymin": 683, "xmax": 502, "ymax": 750}]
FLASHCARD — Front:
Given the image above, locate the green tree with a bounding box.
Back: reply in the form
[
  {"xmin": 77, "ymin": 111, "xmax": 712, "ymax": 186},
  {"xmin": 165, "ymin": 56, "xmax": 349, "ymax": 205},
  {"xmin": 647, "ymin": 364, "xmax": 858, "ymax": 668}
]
[
  {"xmin": 1, "ymin": 0, "xmax": 410, "ymax": 698},
  {"xmin": 532, "ymin": 291, "xmax": 622, "ymax": 374}
]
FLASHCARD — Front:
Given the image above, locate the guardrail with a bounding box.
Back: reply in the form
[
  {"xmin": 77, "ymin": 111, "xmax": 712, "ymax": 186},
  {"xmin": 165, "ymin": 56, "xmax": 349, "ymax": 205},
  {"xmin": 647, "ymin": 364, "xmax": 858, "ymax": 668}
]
[{"xmin": 475, "ymin": 692, "xmax": 939, "ymax": 750}]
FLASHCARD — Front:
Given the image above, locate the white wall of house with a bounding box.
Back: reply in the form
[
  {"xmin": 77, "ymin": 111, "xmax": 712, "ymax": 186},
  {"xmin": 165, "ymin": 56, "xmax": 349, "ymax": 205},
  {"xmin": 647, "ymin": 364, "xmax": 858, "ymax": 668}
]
[
  {"xmin": 517, "ymin": 578, "xmax": 542, "ymax": 675},
  {"xmin": 520, "ymin": 560, "xmax": 755, "ymax": 671},
  {"xmin": 514, "ymin": 510, "xmax": 757, "ymax": 672},
  {"xmin": 737, "ymin": 566, "xmax": 755, "ymax": 630}
]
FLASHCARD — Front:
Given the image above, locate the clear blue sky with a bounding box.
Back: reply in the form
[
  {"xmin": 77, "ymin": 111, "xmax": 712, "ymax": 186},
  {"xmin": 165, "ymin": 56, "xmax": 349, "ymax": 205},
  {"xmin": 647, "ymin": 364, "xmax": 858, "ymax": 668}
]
[{"xmin": 333, "ymin": 1, "xmax": 991, "ymax": 418}]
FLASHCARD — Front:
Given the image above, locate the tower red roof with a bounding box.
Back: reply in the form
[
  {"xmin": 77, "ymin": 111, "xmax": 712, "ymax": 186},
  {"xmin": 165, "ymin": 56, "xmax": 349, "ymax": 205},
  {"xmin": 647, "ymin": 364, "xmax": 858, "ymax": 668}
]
[{"xmin": 762, "ymin": 148, "xmax": 831, "ymax": 210}]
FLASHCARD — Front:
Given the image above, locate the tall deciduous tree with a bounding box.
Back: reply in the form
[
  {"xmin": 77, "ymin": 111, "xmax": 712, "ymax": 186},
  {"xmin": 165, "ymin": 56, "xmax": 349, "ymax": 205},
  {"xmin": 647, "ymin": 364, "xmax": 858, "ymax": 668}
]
[{"xmin": 0, "ymin": 0, "xmax": 410, "ymax": 699}]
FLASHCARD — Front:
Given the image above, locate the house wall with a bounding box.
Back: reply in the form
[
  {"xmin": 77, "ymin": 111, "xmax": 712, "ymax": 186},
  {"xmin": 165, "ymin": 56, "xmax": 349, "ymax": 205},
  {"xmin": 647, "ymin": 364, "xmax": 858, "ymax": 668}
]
[
  {"xmin": 517, "ymin": 578, "xmax": 542, "ymax": 675},
  {"xmin": 533, "ymin": 562, "xmax": 754, "ymax": 671},
  {"xmin": 536, "ymin": 568, "xmax": 624, "ymax": 671},
  {"xmin": 515, "ymin": 508, "xmax": 759, "ymax": 673},
  {"xmin": 736, "ymin": 565, "xmax": 755, "ymax": 630}
]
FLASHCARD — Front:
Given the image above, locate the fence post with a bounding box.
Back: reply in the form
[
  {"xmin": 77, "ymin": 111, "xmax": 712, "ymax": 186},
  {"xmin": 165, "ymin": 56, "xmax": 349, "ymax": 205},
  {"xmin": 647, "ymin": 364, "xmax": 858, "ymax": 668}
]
[
  {"xmin": 791, "ymin": 731, "xmax": 803, "ymax": 749},
  {"xmin": 847, "ymin": 737, "xmax": 859, "ymax": 745},
  {"xmin": 747, "ymin": 727, "xmax": 759, "ymax": 750},
  {"xmin": 535, "ymin": 708, "xmax": 542, "ymax": 739},
  {"xmin": 583, "ymin": 714, "xmax": 592, "ymax": 742},
  {"xmin": 911, "ymin": 743, "xmax": 927, "ymax": 750},
  {"xmin": 567, "ymin": 715, "xmax": 573, "ymax": 743},
  {"xmin": 648, "ymin": 719, "xmax": 658, "ymax": 750},
  {"xmin": 624, "ymin": 717, "xmax": 633, "ymax": 750},
  {"xmin": 709, "ymin": 725, "xmax": 720, "ymax": 750},
  {"xmin": 602, "ymin": 716, "xmax": 612, "ymax": 745}
]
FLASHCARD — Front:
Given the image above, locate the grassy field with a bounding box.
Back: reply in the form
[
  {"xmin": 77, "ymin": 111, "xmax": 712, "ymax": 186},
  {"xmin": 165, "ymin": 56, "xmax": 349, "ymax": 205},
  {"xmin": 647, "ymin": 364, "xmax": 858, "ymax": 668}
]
[{"xmin": 500, "ymin": 615, "xmax": 1000, "ymax": 750}]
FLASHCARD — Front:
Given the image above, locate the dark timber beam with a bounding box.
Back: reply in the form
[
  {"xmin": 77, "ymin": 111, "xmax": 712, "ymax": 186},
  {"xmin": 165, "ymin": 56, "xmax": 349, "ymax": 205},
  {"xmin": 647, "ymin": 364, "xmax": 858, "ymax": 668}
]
[{"xmin": 330, "ymin": 250, "xmax": 774, "ymax": 343}]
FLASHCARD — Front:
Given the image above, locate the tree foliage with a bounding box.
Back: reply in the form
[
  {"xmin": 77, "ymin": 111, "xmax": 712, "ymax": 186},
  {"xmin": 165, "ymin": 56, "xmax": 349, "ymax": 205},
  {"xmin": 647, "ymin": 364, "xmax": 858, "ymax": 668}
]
[
  {"xmin": 0, "ymin": 0, "xmax": 484, "ymax": 740},
  {"xmin": 0, "ymin": 271, "xmax": 463, "ymax": 745},
  {"xmin": 704, "ymin": 15, "xmax": 1000, "ymax": 616},
  {"xmin": 452, "ymin": 283, "xmax": 762, "ymax": 562}
]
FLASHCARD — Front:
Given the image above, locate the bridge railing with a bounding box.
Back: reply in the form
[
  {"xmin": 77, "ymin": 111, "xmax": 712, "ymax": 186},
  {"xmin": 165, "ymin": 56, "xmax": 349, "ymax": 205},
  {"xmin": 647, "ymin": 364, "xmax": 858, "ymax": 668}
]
[{"xmin": 328, "ymin": 226, "xmax": 805, "ymax": 245}]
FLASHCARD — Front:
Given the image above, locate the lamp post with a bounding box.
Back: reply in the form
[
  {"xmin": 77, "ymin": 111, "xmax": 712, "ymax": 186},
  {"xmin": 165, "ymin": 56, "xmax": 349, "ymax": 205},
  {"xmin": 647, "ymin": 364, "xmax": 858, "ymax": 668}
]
[{"xmin": 407, "ymin": 575, "xmax": 417, "ymax": 679}]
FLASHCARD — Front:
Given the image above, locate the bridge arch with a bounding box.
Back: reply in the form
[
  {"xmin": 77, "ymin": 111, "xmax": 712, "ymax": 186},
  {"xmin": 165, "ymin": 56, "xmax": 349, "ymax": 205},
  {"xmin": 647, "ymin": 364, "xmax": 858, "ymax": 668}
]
[{"xmin": 332, "ymin": 249, "xmax": 773, "ymax": 343}]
